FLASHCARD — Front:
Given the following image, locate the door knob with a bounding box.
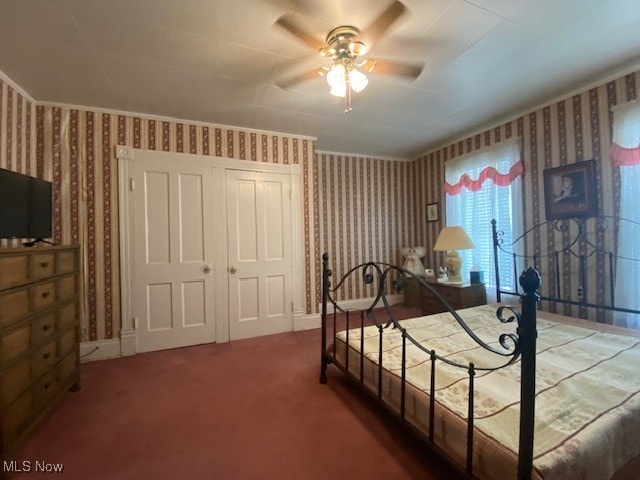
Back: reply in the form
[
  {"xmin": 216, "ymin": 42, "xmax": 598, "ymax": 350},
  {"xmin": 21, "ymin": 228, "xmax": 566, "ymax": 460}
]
[
  {"xmin": 229, "ymin": 266, "xmax": 237, "ymax": 275},
  {"xmin": 203, "ymin": 264, "xmax": 212, "ymax": 275}
]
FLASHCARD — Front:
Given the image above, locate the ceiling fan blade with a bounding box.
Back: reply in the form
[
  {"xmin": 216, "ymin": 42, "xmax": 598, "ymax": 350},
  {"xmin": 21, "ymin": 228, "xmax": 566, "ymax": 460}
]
[
  {"xmin": 275, "ymin": 15, "xmax": 326, "ymax": 51},
  {"xmin": 277, "ymin": 68, "xmax": 323, "ymax": 90},
  {"xmin": 360, "ymin": 1, "xmax": 407, "ymax": 48},
  {"xmin": 365, "ymin": 59, "xmax": 423, "ymax": 79}
]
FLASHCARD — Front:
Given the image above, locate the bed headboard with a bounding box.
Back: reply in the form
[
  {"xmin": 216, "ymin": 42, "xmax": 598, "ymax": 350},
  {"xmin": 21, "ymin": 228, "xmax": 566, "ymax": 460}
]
[{"xmin": 491, "ymin": 215, "xmax": 640, "ymax": 319}]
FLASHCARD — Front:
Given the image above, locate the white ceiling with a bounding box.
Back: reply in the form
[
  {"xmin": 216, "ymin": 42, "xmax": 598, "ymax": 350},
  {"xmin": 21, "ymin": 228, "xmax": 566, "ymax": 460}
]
[{"xmin": 1, "ymin": 0, "xmax": 640, "ymax": 158}]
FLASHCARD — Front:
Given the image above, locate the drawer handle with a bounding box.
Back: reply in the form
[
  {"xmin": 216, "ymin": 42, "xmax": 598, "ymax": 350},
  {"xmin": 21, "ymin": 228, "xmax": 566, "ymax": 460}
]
[
  {"xmin": 42, "ymin": 291, "xmax": 51, "ymax": 298},
  {"xmin": 44, "ymin": 352, "xmax": 52, "ymax": 360},
  {"xmin": 43, "ymin": 324, "xmax": 51, "ymax": 331},
  {"xmin": 40, "ymin": 262, "xmax": 49, "ymax": 268},
  {"xmin": 44, "ymin": 382, "xmax": 51, "ymax": 390}
]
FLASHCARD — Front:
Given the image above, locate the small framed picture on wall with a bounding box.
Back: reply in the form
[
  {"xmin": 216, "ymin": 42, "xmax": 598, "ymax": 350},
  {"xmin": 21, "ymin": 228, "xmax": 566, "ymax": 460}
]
[
  {"xmin": 427, "ymin": 202, "xmax": 439, "ymax": 222},
  {"xmin": 543, "ymin": 160, "xmax": 597, "ymax": 220}
]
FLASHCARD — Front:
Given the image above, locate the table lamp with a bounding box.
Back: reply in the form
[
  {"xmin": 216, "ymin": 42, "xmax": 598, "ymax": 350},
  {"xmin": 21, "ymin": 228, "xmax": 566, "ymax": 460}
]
[{"xmin": 433, "ymin": 226, "xmax": 475, "ymax": 283}]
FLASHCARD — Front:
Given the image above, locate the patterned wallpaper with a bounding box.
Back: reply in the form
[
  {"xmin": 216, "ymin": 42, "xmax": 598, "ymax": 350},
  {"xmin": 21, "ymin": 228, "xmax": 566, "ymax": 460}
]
[
  {"xmin": 36, "ymin": 106, "xmax": 322, "ymax": 341},
  {"xmin": 414, "ymin": 70, "xmax": 640, "ymax": 322},
  {"xmin": 317, "ymin": 153, "xmax": 414, "ymax": 303},
  {"xmin": 3, "ymin": 67, "xmax": 638, "ymax": 341},
  {"xmin": 0, "ymin": 79, "xmax": 37, "ymax": 208},
  {"xmin": 1, "ymin": 73, "xmax": 411, "ymax": 341}
]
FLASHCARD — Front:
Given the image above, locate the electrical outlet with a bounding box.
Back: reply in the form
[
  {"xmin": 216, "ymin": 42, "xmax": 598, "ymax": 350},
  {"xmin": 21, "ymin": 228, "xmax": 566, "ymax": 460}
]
[{"xmin": 576, "ymin": 287, "xmax": 584, "ymax": 299}]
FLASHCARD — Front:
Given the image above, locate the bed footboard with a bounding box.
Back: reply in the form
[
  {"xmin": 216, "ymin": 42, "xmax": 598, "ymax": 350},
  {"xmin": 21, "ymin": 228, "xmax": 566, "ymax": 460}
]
[{"xmin": 319, "ymin": 252, "xmax": 540, "ymax": 480}]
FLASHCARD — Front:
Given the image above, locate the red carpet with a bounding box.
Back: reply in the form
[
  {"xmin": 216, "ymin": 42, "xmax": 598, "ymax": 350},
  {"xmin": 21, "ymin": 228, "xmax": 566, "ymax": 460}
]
[{"xmin": 15, "ymin": 314, "xmax": 461, "ymax": 479}]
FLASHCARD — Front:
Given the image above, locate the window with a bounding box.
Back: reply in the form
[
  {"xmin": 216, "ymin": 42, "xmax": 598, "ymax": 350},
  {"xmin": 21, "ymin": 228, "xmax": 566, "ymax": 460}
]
[
  {"xmin": 612, "ymin": 101, "xmax": 640, "ymax": 329},
  {"xmin": 444, "ymin": 139, "xmax": 523, "ymax": 300}
]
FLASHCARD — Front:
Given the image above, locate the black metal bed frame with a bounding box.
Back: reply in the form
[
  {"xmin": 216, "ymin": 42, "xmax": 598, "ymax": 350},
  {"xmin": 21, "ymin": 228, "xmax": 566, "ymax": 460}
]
[
  {"xmin": 319, "ymin": 252, "xmax": 540, "ymax": 480},
  {"xmin": 491, "ymin": 215, "xmax": 640, "ymax": 317}
]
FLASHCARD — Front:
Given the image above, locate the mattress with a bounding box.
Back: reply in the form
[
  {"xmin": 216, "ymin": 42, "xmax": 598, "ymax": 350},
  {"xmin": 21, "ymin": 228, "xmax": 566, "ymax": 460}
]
[{"xmin": 330, "ymin": 304, "xmax": 640, "ymax": 480}]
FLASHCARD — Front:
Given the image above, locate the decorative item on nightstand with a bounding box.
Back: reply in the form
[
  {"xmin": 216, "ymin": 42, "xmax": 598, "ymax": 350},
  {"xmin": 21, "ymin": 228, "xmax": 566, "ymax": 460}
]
[
  {"xmin": 433, "ymin": 226, "xmax": 475, "ymax": 283},
  {"xmin": 401, "ymin": 246, "xmax": 426, "ymax": 275},
  {"xmin": 401, "ymin": 246, "xmax": 426, "ymax": 308},
  {"xmin": 470, "ymin": 267, "xmax": 484, "ymax": 284}
]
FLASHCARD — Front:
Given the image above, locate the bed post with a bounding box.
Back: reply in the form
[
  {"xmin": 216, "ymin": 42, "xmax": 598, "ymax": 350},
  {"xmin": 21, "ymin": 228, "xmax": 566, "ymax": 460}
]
[
  {"xmin": 491, "ymin": 219, "xmax": 501, "ymax": 302},
  {"xmin": 320, "ymin": 253, "xmax": 330, "ymax": 384},
  {"xmin": 517, "ymin": 267, "xmax": 541, "ymax": 480}
]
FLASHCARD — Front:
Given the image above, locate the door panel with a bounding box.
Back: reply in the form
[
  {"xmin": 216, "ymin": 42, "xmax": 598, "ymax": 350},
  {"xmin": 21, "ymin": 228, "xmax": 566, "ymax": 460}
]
[
  {"xmin": 237, "ymin": 180, "xmax": 259, "ymax": 262},
  {"xmin": 132, "ymin": 158, "xmax": 216, "ymax": 352},
  {"xmin": 182, "ymin": 281, "xmax": 206, "ymax": 327},
  {"xmin": 266, "ymin": 275, "xmax": 285, "ymax": 317},
  {"xmin": 227, "ymin": 170, "xmax": 293, "ymax": 340},
  {"xmin": 264, "ymin": 181, "xmax": 285, "ymax": 260},
  {"xmin": 239, "ymin": 277, "xmax": 259, "ymax": 322},
  {"xmin": 145, "ymin": 172, "xmax": 171, "ymax": 264},
  {"xmin": 147, "ymin": 283, "xmax": 172, "ymax": 331},
  {"xmin": 179, "ymin": 174, "xmax": 205, "ymax": 263}
]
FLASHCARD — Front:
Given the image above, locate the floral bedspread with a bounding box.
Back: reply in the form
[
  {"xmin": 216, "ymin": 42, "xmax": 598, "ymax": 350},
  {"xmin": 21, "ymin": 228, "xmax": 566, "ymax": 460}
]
[{"xmin": 334, "ymin": 304, "xmax": 640, "ymax": 480}]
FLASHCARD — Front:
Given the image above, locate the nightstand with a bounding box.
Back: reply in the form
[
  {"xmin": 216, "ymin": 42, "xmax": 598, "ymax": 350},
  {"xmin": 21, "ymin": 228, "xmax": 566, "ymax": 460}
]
[{"xmin": 420, "ymin": 281, "xmax": 487, "ymax": 315}]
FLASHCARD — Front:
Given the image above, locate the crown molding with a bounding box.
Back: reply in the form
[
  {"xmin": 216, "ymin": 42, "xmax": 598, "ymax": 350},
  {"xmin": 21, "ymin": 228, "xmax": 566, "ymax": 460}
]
[
  {"xmin": 316, "ymin": 149, "xmax": 411, "ymax": 162},
  {"xmin": 36, "ymin": 100, "xmax": 318, "ymax": 141},
  {"xmin": 0, "ymin": 69, "xmax": 37, "ymax": 104},
  {"xmin": 414, "ymin": 59, "xmax": 640, "ymax": 160}
]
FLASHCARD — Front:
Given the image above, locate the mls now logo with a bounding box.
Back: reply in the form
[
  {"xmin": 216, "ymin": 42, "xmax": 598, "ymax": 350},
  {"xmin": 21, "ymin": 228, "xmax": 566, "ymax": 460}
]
[{"xmin": 3, "ymin": 460, "xmax": 64, "ymax": 473}]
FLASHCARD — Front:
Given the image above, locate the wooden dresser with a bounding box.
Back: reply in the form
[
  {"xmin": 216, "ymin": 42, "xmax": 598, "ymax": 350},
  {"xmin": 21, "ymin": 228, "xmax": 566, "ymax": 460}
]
[
  {"xmin": 420, "ymin": 281, "xmax": 487, "ymax": 315},
  {"xmin": 0, "ymin": 245, "xmax": 81, "ymax": 464}
]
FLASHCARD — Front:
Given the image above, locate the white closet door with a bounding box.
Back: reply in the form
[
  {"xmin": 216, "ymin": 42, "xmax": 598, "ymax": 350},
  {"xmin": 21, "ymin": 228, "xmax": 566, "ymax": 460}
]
[
  {"xmin": 226, "ymin": 170, "xmax": 293, "ymax": 340},
  {"xmin": 132, "ymin": 157, "xmax": 216, "ymax": 352}
]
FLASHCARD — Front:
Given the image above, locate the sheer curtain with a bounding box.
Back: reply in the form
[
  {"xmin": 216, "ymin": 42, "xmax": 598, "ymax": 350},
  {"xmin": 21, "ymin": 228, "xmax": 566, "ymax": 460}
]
[
  {"xmin": 612, "ymin": 102, "xmax": 640, "ymax": 329},
  {"xmin": 445, "ymin": 139, "xmax": 523, "ymax": 301}
]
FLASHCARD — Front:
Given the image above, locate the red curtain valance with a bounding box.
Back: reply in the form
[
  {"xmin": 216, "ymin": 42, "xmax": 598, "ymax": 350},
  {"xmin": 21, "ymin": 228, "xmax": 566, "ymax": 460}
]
[
  {"xmin": 611, "ymin": 142, "xmax": 640, "ymax": 166},
  {"xmin": 445, "ymin": 161, "xmax": 524, "ymax": 195}
]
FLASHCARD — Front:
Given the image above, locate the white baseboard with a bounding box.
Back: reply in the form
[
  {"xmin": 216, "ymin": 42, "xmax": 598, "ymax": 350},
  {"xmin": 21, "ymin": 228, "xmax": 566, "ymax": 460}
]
[
  {"xmin": 317, "ymin": 293, "xmax": 405, "ymax": 314},
  {"xmin": 295, "ymin": 314, "xmax": 321, "ymax": 331},
  {"xmin": 120, "ymin": 328, "xmax": 137, "ymax": 356},
  {"xmin": 80, "ymin": 339, "xmax": 121, "ymax": 363}
]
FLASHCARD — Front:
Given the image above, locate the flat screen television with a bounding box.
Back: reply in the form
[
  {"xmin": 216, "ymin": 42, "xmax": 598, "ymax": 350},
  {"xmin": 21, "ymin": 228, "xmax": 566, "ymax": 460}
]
[{"xmin": 0, "ymin": 168, "xmax": 53, "ymax": 241}]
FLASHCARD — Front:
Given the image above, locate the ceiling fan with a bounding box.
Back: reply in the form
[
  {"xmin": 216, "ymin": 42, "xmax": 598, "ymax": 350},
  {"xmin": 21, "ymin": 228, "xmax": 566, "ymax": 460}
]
[{"xmin": 275, "ymin": 1, "xmax": 424, "ymax": 113}]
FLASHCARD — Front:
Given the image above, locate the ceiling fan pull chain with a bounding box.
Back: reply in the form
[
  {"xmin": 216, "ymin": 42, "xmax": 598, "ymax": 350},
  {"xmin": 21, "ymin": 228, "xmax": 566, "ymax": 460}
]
[{"xmin": 344, "ymin": 71, "xmax": 352, "ymax": 113}]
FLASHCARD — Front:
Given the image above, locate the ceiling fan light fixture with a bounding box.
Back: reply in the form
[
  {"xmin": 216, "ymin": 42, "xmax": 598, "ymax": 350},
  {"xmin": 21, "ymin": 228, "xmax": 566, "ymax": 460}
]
[
  {"xmin": 349, "ymin": 68, "xmax": 369, "ymax": 93},
  {"xmin": 274, "ymin": 2, "xmax": 423, "ymax": 112},
  {"xmin": 326, "ymin": 63, "xmax": 368, "ymax": 97},
  {"xmin": 329, "ymin": 84, "xmax": 347, "ymax": 97},
  {"xmin": 326, "ymin": 63, "xmax": 345, "ymax": 93}
]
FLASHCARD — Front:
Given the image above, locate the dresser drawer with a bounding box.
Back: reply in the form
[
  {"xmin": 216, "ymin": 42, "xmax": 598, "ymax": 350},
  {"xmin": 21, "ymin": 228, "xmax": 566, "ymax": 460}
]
[
  {"xmin": 33, "ymin": 370, "xmax": 59, "ymax": 411},
  {"xmin": 58, "ymin": 301, "xmax": 78, "ymax": 329},
  {"xmin": 58, "ymin": 274, "xmax": 77, "ymax": 301},
  {"xmin": 3, "ymin": 361, "xmax": 31, "ymax": 406},
  {"xmin": 419, "ymin": 283, "xmax": 486, "ymax": 316},
  {"xmin": 0, "ymin": 288, "xmax": 30, "ymax": 327},
  {"xmin": 60, "ymin": 351, "xmax": 78, "ymax": 382},
  {"xmin": 33, "ymin": 281, "xmax": 57, "ymax": 311},
  {"xmin": 57, "ymin": 250, "xmax": 77, "ymax": 274},
  {"xmin": 437, "ymin": 286, "xmax": 461, "ymax": 304},
  {"xmin": 2, "ymin": 392, "xmax": 32, "ymax": 442},
  {"xmin": 32, "ymin": 340, "xmax": 58, "ymax": 378},
  {"xmin": 1, "ymin": 324, "xmax": 31, "ymax": 366},
  {"xmin": 420, "ymin": 296, "xmax": 453, "ymax": 315},
  {"xmin": 33, "ymin": 253, "xmax": 56, "ymax": 279},
  {"xmin": 32, "ymin": 313, "xmax": 57, "ymax": 346},
  {"xmin": 59, "ymin": 328, "xmax": 78, "ymax": 357},
  {"xmin": 0, "ymin": 254, "xmax": 30, "ymax": 289}
]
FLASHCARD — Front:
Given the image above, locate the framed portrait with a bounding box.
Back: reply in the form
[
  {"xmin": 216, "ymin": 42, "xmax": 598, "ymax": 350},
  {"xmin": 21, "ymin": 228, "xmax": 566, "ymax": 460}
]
[
  {"xmin": 543, "ymin": 160, "xmax": 597, "ymax": 220},
  {"xmin": 427, "ymin": 202, "xmax": 439, "ymax": 222}
]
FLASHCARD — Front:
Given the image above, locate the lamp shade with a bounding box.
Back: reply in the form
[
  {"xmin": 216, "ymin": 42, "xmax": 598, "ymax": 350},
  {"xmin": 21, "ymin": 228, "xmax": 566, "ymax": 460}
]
[
  {"xmin": 433, "ymin": 226, "xmax": 475, "ymax": 251},
  {"xmin": 349, "ymin": 68, "xmax": 369, "ymax": 93}
]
